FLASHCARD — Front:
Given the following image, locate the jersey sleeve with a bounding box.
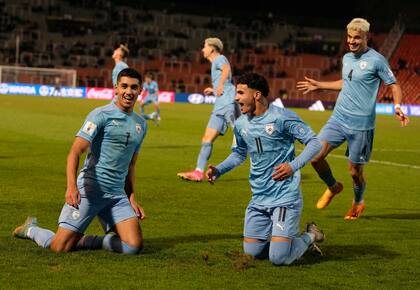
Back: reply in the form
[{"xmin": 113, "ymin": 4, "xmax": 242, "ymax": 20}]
[
  {"xmin": 232, "ymin": 126, "xmax": 247, "ymax": 156},
  {"xmin": 280, "ymin": 110, "xmax": 322, "ymax": 172},
  {"xmin": 376, "ymin": 56, "xmax": 396, "ymax": 85},
  {"xmin": 76, "ymin": 109, "xmax": 104, "ymax": 142},
  {"xmin": 281, "ymin": 110, "xmax": 317, "ymax": 145},
  {"xmin": 215, "ymin": 126, "xmax": 247, "ymax": 176},
  {"xmin": 215, "ymin": 55, "xmax": 229, "ymax": 70}
]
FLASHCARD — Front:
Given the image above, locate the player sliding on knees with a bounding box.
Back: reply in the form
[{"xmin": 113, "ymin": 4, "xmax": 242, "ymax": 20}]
[
  {"xmin": 13, "ymin": 68, "xmax": 147, "ymax": 254},
  {"xmin": 206, "ymin": 73, "xmax": 325, "ymax": 265}
]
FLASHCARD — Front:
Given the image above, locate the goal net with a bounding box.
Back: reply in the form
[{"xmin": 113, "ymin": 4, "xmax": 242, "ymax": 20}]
[{"xmin": 0, "ymin": 65, "xmax": 77, "ymax": 87}]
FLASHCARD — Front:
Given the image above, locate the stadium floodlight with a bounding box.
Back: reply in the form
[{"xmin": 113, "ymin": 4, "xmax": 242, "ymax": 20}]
[{"xmin": 0, "ymin": 65, "xmax": 77, "ymax": 87}]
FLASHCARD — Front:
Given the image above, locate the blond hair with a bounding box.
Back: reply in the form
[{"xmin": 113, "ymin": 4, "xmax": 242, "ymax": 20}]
[
  {"xmin": 347, "ymin": 18, "xmax": 370, "ymax": 33},
  {"xmin": 119, "ymin": 43, "xmax": 130, "ymax": 58},
  {"xmin": 205, "ymin": 37, "xmax": 223, "ymax": 52}
]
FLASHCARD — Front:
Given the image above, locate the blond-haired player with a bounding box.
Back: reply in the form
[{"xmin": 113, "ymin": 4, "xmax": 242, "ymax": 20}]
[
  {"xmin": 177, "ymin": 37, "xmax": 238, "ymax": 181},
  {"xmin": 297, "ymin": 18, "xmax": 409, "ymax": 219}
]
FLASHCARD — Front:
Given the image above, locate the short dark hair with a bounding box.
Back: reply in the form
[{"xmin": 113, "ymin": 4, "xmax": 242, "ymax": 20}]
[
  {"xmin": 117, "ymin": 68, "xmax": 142, "ymax": 84},
  {"xmin": 236, "ymin": 73, "xmax": 269, "ymax": 97},
  {"xmin": 145, "ymin": 72, "xmax": 154, "ymax": 79}
]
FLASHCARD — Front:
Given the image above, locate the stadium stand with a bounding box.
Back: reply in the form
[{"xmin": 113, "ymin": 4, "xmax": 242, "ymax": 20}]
[{"xmin": 0, "ymin": 0, "xmax": 418, "ymax": 103}]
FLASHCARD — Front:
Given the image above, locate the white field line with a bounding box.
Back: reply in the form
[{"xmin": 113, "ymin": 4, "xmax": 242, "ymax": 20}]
[
  {"xmin": 296, "ymin": 149, "xmax": 420, "ymax": 170},
  {"xmin": 327, "ymin": 153, "xmax": 420, "ymax": 170}
]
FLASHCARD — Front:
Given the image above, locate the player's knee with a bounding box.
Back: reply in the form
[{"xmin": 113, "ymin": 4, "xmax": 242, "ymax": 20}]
[
  {"xmin": 269, "ymin": 252, "xmax": 288, "ymax": 265},
  {"xmin": 123, "ymin": 236, "xmax": 143, "ymax": 252},
  {"xmin": 243, "ymin": 241, "xmax": 268, "ymax": 259},
  {"xmin": 201, "ymin": 136, "xmax": 212, "ymax": 143},
  {"xmin": 121, "ymin": 241, "xmax": 141, "ymax": 255},
  {"xmin": 50, "ymin": 239, "xmax": 72, "ymax": 253},
  {"xmin": 349, "ymin": 167, "xmax": 362, "ymax": 179},
  {"xmin": 269, "ymin": 241, "xmax": 291, "ymax": 266},
  {"xmin": 311, "ymin": 151, "xmax": 326, "ymax": 164}
]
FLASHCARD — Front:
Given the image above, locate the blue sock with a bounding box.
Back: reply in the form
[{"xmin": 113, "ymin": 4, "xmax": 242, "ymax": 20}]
[
  {"xmin": 353, "ymin": 182, "xmax": 366, "ymax": 203},
  {"xmin": 27, "ymin": 226, "xmax": 55, "ymax": 249},
  {"xmin": 317, "ymin": 168, "xmax": 337, "ymax": 188},
  {"xmin": 243, "ymin": 241, "xmax": 269, "ymax": 259},
  {"xmin": 102, "ymin": 234, "xmax": 140, "ymax": 255},
  {"xmin": 196, "ymin": 142, "xmax": 212, "ymax": 171},
  {"xmin": 269, "ymin": 234, "xmax": 312, "ymax": 265},
  {"xmin": 76, "ymin": 235, "xmax": 104, "ymax": 250}
]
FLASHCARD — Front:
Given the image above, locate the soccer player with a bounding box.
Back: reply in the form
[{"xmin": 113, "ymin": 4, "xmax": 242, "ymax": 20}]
[
  {"xmin": 139, "ymin": 72, "xmax": 160, "ymax": 125},
  {"xmin": 112, "ymin": 44, "xmax": 129, "ymax": 87},
  {"xmin": 177, "ymin": 37, "xmax": 238, "ymax": 181},
  {"xmin": 296, "ymin": 18, "xmax": 409, "ymax": 220},
  {"xmin": 13, "ymin": 68, "xmax": 148, "ymax": 254},
  {"xmin": 110, "ymin": 44, "xmax": 129, "ymax": 103},
  {"xmin": 206, "ymin": 73, "xmax": 325, "ymax": 265}
]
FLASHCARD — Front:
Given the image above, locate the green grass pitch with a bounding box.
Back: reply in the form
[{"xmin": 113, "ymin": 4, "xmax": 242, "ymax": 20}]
[{"xmin": 0, "ymin": 95, "xmax": 419, "ymax": 289}]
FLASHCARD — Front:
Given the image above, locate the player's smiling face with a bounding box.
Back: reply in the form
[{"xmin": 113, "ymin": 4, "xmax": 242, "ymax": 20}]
[
  {"xmin": 347, "ymin": 29, "xmax": 368, "ymax": 54},
  {"xmin": 116, "ymin": 76, "xmax": 141, "ymax": 113},
  {"xmin": 235, "ymin": 84, "xmax": 257, "ymax": 115}
]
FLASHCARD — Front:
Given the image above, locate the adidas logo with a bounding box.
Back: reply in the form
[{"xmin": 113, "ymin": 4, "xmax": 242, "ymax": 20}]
[
  {"xmin": 308, "ymin": 100, "xmax": 325, "ymax": 111},
  {"xmin": 272, "ymin": 98, "xmax": 284, "ymax": 108}
]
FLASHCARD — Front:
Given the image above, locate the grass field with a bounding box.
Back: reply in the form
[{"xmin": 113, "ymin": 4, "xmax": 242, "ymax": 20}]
[{"xmin": 0, "ymin": 95, "xmax": 419, "ymax": 289}]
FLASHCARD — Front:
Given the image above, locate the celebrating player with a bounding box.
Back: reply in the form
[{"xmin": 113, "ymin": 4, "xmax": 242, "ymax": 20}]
[
  {"xmin": 206, "ymin": 73, "xmax": 325, "ymax": 265},
  {"xmin": 112, "ymin": 44, "xmax": 129, "ymax": 87},
  {"xmin": 13, "ymin": 68, "xmax": 147, "ymax": 254},
  {"xmin": 177, "ymin": 37, "xmax": 238, "ymax": 182},
  {"xmin": 297, "ymin": 18, "xmax": 409, "ymax": 219}
]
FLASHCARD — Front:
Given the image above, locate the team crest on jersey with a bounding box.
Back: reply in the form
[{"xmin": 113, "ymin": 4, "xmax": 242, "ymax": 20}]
[
  {"xmin": 135, "ymin": 123, "xmax": 142, "ymax": 134},
  {"xmin": 82, "ymin": 121, "xmax": 97, "ymax": 136},
  {"xmin": 359, "ymin": 60, "xmax": 367, "ymax": 70},
  {"xmin": 265, "ymin": 124, "xmax": 274, "ymax": 135},
  {"xmin": 241, "ymin": 128, "xmax": 248, "ymax": 137}
]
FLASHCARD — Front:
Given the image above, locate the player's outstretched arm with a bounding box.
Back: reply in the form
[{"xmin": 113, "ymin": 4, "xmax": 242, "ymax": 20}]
[{"xmin": 297, "ymin": 76, "xmax": 343, "ymax": 94}]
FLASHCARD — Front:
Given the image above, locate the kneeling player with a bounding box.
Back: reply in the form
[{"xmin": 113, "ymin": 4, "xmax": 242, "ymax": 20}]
[
  {"xmin": 13, "ymin": 68, "xmax": 147, "ymax": 254},
  {"xmin": 207, "ymin": 73, "xmax": 325, "ymax": 265}
]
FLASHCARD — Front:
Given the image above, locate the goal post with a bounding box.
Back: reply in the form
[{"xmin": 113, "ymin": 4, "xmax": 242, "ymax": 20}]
[{"xmin": 0, "ymin": 65, "xmax": 77, "ymax": 87}]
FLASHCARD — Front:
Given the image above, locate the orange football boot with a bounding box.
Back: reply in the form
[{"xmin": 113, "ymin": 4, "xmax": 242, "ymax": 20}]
[{"xmin": 316, "ymin": 182, "xmax": 343, "ymax": 209}]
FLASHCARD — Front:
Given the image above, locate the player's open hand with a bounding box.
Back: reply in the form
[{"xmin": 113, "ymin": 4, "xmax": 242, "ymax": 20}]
[
  {"xmin": 216, "ymin": 85, "xmax": 224, "ymax": 96},
  {"xmin": 272, "ymin": 163, "xmax": 293, "ymax": 181},
  {"xmin": 206, "ymin": 165, "xmax": 219, "ymax": 184},
  {"xmin": 296, "ymin": 77, "xmax": 319, "ymax": 94},
  {"xmin": 395, "ymin": 108, "xmax": 410, "ymax": 127},
  {"xmin": 65, "ymin": 186, "xmax": 81, "ymax": 209},
  {"xmin": 129, "ymin": 197, "xmax": 146, "ymax": 220},
  {"xmin": 203, "ymin": 87, "xmax": 213, "ymax": 96}
]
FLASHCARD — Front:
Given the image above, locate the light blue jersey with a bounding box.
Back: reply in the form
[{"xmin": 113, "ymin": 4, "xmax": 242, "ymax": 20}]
[
  {"xmin": 112, "ymin": 61, "xmax": 129, "ymax": 87},
  {"xmin": 217, "ymin": 105, "xmax": 320, "ymax": 206},
  {"xmin": 332, "ymin": 48, "xmax": 396, "ymax": 130},
  {"xmin": 76, "ymin": 103, "xmax": 147, "ymax": 196},
  {"xmin": 143, "ymin": 80, "xmax": 159, "ymax": 96},
  {"xmin": 211, "ymin": 55, "xmax": 236, "ymax": 111}
]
